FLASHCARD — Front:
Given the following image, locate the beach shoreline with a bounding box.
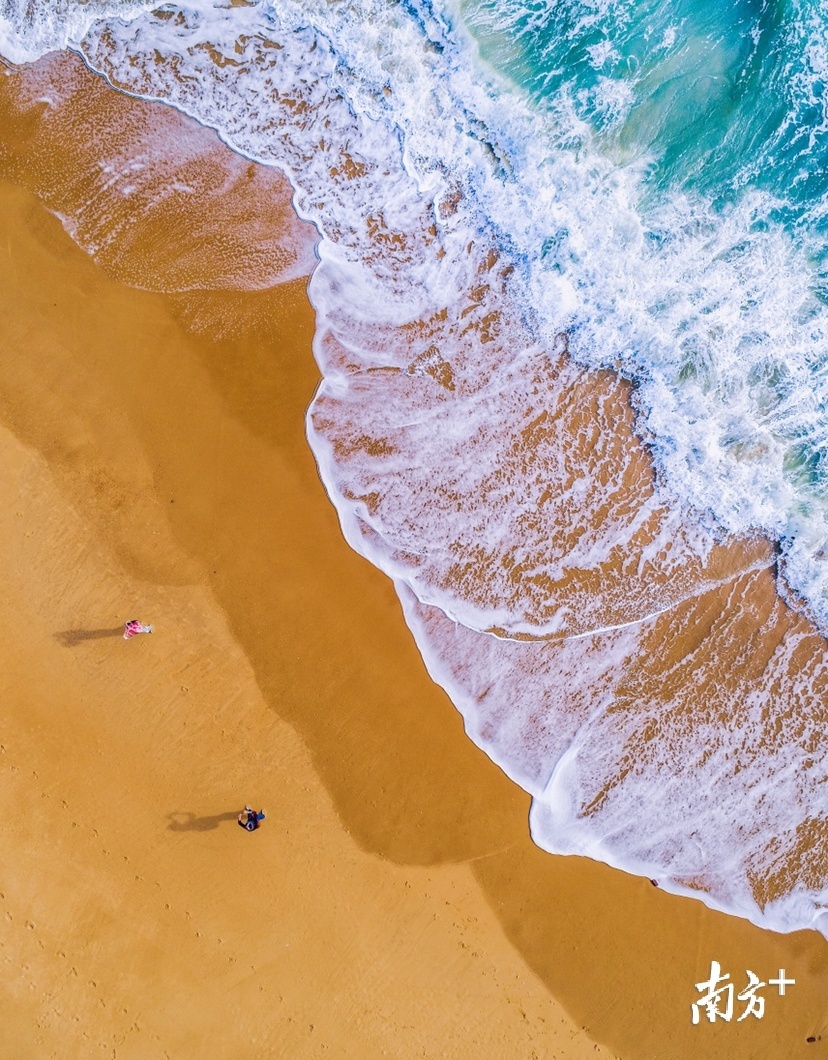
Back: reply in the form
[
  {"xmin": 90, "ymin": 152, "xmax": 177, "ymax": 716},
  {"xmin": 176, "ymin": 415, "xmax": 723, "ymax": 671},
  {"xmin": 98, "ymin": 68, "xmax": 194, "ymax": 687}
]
[{"xmin": 1, "ymin": 51, "xmax": 828, "ymax": 1059}]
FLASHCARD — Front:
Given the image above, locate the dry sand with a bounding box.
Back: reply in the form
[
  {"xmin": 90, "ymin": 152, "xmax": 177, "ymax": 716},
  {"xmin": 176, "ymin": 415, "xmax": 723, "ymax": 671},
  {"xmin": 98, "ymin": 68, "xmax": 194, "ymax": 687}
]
[
  {"xmin": 0, "ymin": 175, "xmax": 610, "ymax": 1058},
  {"xmin": 1, "ymin": 53, "xmax": 828, "ymax": 1060}
]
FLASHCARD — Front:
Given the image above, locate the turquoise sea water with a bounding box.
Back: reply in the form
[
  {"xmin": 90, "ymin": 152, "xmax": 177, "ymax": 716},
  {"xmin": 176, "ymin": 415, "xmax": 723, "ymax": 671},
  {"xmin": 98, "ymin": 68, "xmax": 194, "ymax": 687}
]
[
  {"xmin": 462, "ymin": 0, "xmax": 828, "ymax": 616},
  {"xmin": 465, "ymin": 0, "xmax": 828, "ymax": 228}
]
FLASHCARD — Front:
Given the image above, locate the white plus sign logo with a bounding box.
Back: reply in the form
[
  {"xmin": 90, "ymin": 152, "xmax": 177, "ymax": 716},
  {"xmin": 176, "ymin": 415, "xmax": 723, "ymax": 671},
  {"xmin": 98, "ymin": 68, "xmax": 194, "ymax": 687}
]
[
  {"xmin": 768, "ymin": 969, "xmax": 795, "ymax": 996},
  {"xmin": 692, "ymin": 962, "xmax": 797, "ymax": 1024}
]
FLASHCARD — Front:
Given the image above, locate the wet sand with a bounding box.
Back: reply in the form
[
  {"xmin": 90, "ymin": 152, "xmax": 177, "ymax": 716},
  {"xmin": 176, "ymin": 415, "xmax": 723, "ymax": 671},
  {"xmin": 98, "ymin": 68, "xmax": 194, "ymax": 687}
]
[{"xmin": 1, "ymin": 52, "xmax": 828, "ymax": 1059}]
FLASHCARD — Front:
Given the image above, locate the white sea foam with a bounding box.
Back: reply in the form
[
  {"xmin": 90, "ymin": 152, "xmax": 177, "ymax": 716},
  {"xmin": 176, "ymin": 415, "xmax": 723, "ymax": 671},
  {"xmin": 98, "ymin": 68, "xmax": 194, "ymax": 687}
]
[
  {"xmin": 3, "ymin": 0, "xmax": 828, "ymax": 934},
  {"xmin": 0, "ymin": 0, "xmax": 147, "ymax": 63},
  {"xmin": 401, "ymin": 580, "xmax": 828, "ymax": 935}
]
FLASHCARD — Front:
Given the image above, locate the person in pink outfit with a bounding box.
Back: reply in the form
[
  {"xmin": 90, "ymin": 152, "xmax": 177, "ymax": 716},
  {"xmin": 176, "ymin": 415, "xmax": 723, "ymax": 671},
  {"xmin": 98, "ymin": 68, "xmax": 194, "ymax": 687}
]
[{"xmin": 123, "ymin": 619, "xmax": 153, "ymax": 639}]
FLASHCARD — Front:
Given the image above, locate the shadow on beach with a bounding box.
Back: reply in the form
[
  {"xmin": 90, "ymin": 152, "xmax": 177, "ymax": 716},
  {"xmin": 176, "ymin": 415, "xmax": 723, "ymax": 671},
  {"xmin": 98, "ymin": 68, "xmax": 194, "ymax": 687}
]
[
  {"xmin": 170, "ymin": 296, "xmax": 828, "ymax": 1060},
  {"xmin": 55, "ymin": 627, "xmax": 124, "ymax": 646},
  {"xmin": 167, "ymin": 812, "xmax": 239, "ymax": 832}
]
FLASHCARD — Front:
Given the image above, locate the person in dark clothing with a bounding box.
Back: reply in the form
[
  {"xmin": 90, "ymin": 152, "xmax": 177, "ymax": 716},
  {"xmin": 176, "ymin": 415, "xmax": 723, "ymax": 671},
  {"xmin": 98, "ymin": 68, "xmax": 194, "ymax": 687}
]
[{"xmin": 238, "ymin": 805, "xmax": 266, "ymax": 831}]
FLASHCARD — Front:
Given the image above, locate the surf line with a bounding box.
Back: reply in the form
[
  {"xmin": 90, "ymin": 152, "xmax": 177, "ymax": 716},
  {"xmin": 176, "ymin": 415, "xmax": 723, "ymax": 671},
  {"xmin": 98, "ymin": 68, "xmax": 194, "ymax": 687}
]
[
  {"xmin": 562, "ymin": 601, "xmax": 678, "ymax": 641},
  {"xmin": 560, "ymin": 553, "xmax": 776, "ymax": 642}
]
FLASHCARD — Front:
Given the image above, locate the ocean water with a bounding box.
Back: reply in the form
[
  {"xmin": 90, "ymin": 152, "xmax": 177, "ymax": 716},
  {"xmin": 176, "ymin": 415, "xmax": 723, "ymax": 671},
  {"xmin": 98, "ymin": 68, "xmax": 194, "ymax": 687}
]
[{"xmin": 3, "ymin": 0, "xmax": 828, "ymax": 935}]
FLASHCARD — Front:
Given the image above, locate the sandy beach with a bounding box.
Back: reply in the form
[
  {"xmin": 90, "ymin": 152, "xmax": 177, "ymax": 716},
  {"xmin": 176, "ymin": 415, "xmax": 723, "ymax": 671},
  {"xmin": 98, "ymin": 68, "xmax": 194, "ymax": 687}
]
[{"xmin": 1, "ymin": 52, "xmax": 828, "ymax": 1059}]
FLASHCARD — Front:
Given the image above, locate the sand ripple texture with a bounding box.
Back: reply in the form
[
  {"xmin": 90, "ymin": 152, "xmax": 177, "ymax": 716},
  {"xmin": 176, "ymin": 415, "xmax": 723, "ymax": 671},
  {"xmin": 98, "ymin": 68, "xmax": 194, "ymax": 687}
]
[{"xmin": 1, "ymin": 0, "xmax": 828, "ymax": 936}]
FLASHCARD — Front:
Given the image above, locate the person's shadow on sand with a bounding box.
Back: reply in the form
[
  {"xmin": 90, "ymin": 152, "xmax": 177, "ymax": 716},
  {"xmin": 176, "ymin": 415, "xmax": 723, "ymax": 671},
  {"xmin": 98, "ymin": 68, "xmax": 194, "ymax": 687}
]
[
  {"xmin": 167, "ymin": 812, "xmax": 239, "ymax": 832},
  {"xmin": 55, "ymin": 627, "xmax": 125, "ymax": 646}
]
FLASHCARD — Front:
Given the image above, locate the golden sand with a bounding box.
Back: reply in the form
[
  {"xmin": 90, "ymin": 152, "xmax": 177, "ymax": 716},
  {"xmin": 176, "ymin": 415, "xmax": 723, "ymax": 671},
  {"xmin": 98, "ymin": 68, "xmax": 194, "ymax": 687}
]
[
  {"xmin": 0, "ymin": 52, "xmax": 827, "ymax": 1059},
  {"xmin": 0, "ymin": 174, "xmax": 613, "ymax": 1058}
]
